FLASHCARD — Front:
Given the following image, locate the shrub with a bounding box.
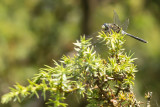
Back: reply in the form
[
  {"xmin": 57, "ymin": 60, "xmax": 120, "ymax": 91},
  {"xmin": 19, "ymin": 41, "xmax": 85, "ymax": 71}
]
[{"xmin": 1, "ymin": 31, "xmax": 151, "ymax": 106}]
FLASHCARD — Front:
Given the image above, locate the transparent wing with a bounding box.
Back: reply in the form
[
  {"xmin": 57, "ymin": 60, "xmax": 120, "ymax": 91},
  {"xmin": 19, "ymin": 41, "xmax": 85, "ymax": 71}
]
[
  {"xmin": 86, "ymin": 29, "xmax": 101, "ymax": 38},
  {"xmin": 113, "ymin": 11, "xmax": 129, "ymax": 31},
  {"xmin": 121, "ymin": 18, "xmax": 129, "ymax": 31},
  {"xmin": 113, "ymin": 10, "xmax": 121, "ymax": 25},
  {"xmin": 86, "ymin": 29, "xmax": 101, "ymax": 44}
]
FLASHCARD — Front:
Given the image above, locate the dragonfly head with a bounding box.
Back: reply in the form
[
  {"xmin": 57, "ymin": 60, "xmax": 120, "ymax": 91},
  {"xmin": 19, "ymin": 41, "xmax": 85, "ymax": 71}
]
[{"xmin": 102, "ymin": 23, "xmax": 109, "ymax": 31}]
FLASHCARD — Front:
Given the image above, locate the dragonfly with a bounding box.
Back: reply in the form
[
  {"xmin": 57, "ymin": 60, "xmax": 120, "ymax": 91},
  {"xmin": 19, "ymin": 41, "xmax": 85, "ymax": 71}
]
[{"xmin": 101, "ymin": 11, "xmax": 148, "ymax": 43}]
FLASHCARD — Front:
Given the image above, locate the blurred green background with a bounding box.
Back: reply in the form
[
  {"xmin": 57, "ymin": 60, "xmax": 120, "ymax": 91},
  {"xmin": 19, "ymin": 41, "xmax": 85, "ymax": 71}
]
[{"xmin": 0, "ymin": 0, "xmax": 160, "ymax": 107}]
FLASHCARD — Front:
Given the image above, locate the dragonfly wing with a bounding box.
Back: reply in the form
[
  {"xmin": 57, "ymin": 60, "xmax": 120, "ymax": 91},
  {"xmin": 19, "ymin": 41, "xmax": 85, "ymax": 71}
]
[
  {"xmin": 113, "ymin": 10, "xmax": 121, "ymax": 25},
  {"xmin": 86, "ymin": 29, "xmax": 102, "ymax": 44},
  {"xmin": 121, "ymin": 18, "xmax": 129, "ymax": 31},
  {"xmin": 113, "ymin": 11, "xmax": 129, "ymax": 31}
]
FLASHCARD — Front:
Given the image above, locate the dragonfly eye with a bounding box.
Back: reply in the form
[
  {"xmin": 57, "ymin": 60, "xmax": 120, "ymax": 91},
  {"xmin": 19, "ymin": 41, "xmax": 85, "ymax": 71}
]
[{"xmin": 102, "ymin": 24, "xmax": 109, "ymax": 30}]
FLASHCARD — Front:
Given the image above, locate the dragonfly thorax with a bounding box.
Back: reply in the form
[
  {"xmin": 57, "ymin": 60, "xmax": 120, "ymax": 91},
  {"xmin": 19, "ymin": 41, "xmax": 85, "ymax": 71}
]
[{"xmin": 102, "ymin": 23, "xmax": 121, "ymax": 34}]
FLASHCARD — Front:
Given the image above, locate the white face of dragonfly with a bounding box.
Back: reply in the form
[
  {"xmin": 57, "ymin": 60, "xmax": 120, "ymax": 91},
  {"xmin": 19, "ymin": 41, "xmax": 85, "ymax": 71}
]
[{"xmin": 101, "ymin": 23, "xmax": 109, "ymax": 31}]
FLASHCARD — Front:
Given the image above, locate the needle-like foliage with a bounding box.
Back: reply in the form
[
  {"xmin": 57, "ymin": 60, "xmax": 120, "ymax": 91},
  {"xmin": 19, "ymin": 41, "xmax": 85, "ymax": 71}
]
[{"xmin": 1, "ymin": 31, "xmax": 151, "ymax": 106}]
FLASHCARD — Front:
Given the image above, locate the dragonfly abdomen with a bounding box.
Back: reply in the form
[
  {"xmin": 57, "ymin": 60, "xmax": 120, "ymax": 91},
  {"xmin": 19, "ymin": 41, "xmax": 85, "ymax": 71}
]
[{"xmin": 124, "ymin": 32, "xmax": 148, "ymax": 43}]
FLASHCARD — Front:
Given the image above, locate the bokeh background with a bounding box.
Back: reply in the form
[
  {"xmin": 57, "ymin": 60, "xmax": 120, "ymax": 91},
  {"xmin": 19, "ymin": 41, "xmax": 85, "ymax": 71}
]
[{"xmin": 0, "ymin": 0, "xmax": 160, "ymax": 107}]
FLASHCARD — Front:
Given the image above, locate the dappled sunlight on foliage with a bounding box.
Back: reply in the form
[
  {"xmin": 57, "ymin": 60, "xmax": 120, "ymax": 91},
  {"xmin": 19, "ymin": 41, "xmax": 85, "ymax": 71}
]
[
  {"xmin": 1, "ymin": 32, "xmax": 151, "ymax": 106},
  {"xmin": 0, "ymin": 0, "xmax": 160, "ymax": 106}
]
